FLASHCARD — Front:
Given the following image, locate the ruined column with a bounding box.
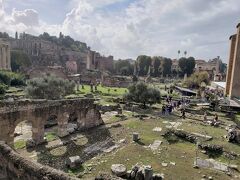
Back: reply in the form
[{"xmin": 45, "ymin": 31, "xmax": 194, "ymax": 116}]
[
  {"xmin": 57, "ymin": 112, "xmax": 69, "ymax": 137},
  {"xmin": 32, "ymin": 117, "xmax": 45, "ymax": 145},
  {"xmin": 77, "ymin": 110, "xmax": 86, "ymax": 130},
  {"xmin": 229, "ymin": 23, "xmax": 240, "ymax": 98},
  {"xmin": 2, "ymin": 46, "xmax": 6, "ymax": 70},
  {"xmin": 6, "ymin": 45, "xmax": 11, "ymax": 70},
  {"xmin": 225, "ymin": 34, "xmax": 237, "ymax": 96},
  {"xmin": 0, "ymin": 46, "xmax": 2, "ymax": 69}
]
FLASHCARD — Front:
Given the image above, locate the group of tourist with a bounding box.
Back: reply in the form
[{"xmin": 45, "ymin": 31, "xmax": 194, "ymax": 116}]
[
  {"xmin": 203, "ymin": 112, "xmax": 220, "ymax": 126},
  {"xmin": 161, "ymin": 96, "xmax": 190, "ymax": 119}
]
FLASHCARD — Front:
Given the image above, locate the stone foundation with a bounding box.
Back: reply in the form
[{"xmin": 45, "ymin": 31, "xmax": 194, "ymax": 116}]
[{"xmin": 0, "ymin": 141, "xmax": 77, "ymax": 180}]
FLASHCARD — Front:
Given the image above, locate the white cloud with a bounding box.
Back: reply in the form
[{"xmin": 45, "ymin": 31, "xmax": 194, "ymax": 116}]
[
  {"xmin": 12, "ymin": 8, "xmax": 39, "ymax": 26},
  {"xmin": 0, "ymin": 0, "xmax": 240, "ymax": 61}
]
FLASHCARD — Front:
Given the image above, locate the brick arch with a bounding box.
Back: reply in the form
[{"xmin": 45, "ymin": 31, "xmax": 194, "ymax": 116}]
[{"xmin": 0, "ymin": 99, "xmax": 103, "ymax": 147}]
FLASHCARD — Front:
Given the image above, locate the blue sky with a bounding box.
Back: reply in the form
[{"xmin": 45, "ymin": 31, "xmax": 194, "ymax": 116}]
[{"xmin": 1, "ymin": 0, "xmax": 240, "ymax": 61}]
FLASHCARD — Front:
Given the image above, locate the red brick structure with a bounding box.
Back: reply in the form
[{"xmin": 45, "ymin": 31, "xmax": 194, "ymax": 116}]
[
  {"xmin": 225, "ymin": 23, "xmax": 240, "ymax": 98},
  {"xmin": 87, "ymin": 50, "xmax": 113, "ymax": 72}
]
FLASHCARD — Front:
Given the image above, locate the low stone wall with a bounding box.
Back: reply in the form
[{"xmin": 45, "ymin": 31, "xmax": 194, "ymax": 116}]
[{"xmin": 0, "ymin": 141, "xmax": 78, "ymax": 180}]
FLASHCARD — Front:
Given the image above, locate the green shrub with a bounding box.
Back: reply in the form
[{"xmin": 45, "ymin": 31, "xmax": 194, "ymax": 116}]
[
  {"xmin": 184, "ymin": 71, "xmax": 209, "ymax": 89},
  {"xmin": 0, "ymin": 71, "xmax": 25, "ymax": 86},
  {"xmin": 124, "ymin": 82, "xmax": 161, "ymax": 107},
  {"xmin": 0, "ymin": 83, "xmax": 7, "ymax": 94},
  {"xmin": 26, "ymin": 75, "xmax": 75, "ymax": 100}
]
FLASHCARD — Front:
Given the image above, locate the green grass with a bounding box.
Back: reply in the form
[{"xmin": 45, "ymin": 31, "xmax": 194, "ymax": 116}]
[
  {"xmin": 75, "ymin": 85, "xmax": 127, "ymax": 96},
  {"xmin": 45, "ymin": 132, "xmax": 58, "ymax": 142},
  {"xmin": 14, "ymin": 140, "xmax": 26, "ymax": 149},
  {"xmin": 82, "ymin": 116, "xmax": 234, "ymax": 180}
]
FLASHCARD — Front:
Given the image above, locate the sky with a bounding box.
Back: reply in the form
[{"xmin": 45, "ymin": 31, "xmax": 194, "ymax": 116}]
[{"xmin": 0, "ymin": 0, "xmax": 240, "ymax": 62}]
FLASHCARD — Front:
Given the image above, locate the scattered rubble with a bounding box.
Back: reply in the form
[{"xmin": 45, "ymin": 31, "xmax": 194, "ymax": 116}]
[
  {"xmin": 152, "ymin": 127, "xmax": 162, "ymax": 132},
  {"xmin": 194, "ymin": 158, "xmax": 229, "ymax": 172},
  {"xmin": 66, "ymin": 156, "xmax": 83, "ymax": 169},
  {"xmin": 133, "ymin": 132, "xmax": 140, "ymax": 142},
  {"xmin": 111, "ymin": 164, "xmax": 127, "ymax": 177},
  {"xmin": 149, "ymin": 140, "xmax": 162, "ymax": 151},
  {"xmin": 111, "ymin": 164, "xmax": 163, "ymax": 180}
]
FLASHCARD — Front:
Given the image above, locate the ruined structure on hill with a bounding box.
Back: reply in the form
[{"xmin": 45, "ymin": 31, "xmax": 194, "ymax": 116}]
[{"xmin": 8, "ymin": 32, "xmax": 114, "ymax": 76}]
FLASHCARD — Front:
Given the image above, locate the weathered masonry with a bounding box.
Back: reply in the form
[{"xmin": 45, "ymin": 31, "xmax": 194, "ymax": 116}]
[
  {"xmin": 0, "ymin": 141, "xmax": 77, "ymax": 180},
  {"xmin": 225, "ymin": 23, "xmax": 240, "ymax": 98},
  {"xmin": 0, "ymin": 39, "xmax": 11, "ymax": 71},
  {"xmin": 0, "ymin": 98, "xmax": 103, "ymax": 146}
]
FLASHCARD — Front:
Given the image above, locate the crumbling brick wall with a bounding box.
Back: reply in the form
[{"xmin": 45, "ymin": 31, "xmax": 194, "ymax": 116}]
[{"xmin": 0, "ymin": 141, "xmax": 78, "ymax": 180}]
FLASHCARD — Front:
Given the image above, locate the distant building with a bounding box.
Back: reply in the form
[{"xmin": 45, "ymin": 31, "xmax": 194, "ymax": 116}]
[
  {"xmin": 8, "ymin": 32, "xmax": 113, "ymax": 74},
  {"xmin": 66, "ymin": 59, "xmax": 78, "ymax": 74},
  {"xmin": 194, "ymin": 57, "xmax": 222, "ymax": 80},
  {"xmin": 0, "ymin": 39, "xmax": 11, "ymax": 71},
  {"xmin": 87, "ymin": 50, "xmax": 114, "ymax": 72},
  {"xmin": 171, "ymin": 59, "xmax": 180, "ymax": 72}
]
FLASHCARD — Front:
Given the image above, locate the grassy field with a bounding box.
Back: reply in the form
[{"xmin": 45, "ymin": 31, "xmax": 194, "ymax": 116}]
[
  {"xmin": 82, "ymin": 111, "xmax": 239, "ymax": 180},
  {"xmin": 16, "ymin": 104, "xmax": 240, "ymax": 179}
]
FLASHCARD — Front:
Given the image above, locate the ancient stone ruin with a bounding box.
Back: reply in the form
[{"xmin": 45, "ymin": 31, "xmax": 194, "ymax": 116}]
[
  {"xmin": 0, "ymin": 98, "xmax": 103, "ymax": 147},
  {"xmin": 0, "ymin": 141, "xmax": 77, "ymax": 180}
]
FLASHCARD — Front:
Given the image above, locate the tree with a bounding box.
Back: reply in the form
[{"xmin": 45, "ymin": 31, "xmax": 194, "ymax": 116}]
[
  {"xmin": 124, "ymin": 82, "xmax": 161, "ymax": 108},
  {"xmin": 178, "ymin": 50, "xmax": 181, "ymax": 59},
  {"xmin": 161, "ymin": 57, "xmax": 172, "ymax": 77},
  {"xmin": 184, "ymin": 51, "xmax": 187, "ymax": 57},
  {"xmin": 184, "ymin": 71, "xmax": 210, "ymax": 88},
  {"xmin": 151, "ymin": 56, "xmax": 161, "ymax": 77},
  {"xmin": 26, "ymin": 76, "xmax": 75, "ymax": 100},
  {"xmin": 0, "ymin": 32, "xmax": 9, "ymax": 38},
  {"xmin": 179, "ymin": 57, "xmax": 196, "ymax": 76},
  {"xmin": 219, "ymin": 62, "xmax": 227, "ymax": 74},
  {"xmin": 0, "ymin": 71, "xmax": 25, "ymax": 86},
  {"xmin": 136, "ymin": 55, "xmax": 152, "ymax": 76},
  {"xmin": 11, "ymin": 50, "xmax": 31, "ymax": 72},
  {"xmin": 114, "ymin": 60, "xmax": 134, "ymax": 75}
]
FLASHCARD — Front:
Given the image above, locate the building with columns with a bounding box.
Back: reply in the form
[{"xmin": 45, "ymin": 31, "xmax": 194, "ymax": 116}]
[
  {"xmin": 0, "ymin": 39, "xmax": 11, "ymax": 71},
  {"xmin": 225, "ymin": 23, "xmax": 240, "ymax": 98}
]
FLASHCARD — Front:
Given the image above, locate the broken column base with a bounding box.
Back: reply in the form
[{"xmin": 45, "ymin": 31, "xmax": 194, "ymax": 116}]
[
  {"xmin": 58, "ymin": 130, "xmax": 69, "ymax": 138},
  {"xmin": 26, "ymin": 138, "xmax": 47, "ymax": 148}
]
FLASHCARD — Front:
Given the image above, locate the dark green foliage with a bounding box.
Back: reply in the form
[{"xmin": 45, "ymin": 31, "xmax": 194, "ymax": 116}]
[
  {"xmin": 184, "ymin": 71, "xmax": 210, "ymax": 88},
  {"xmin": 161, "ymin": 57, "xmax": 172, "ymax": 77},
  {"xmin": 26, "ymin": 76, "xmax": 75, "ymax": 100},
  {"xmin": 132, "ymin": 75, "xmax": 138, "ymax": 82},
  {"xmin": 114, "ymin": 60, "xmax": 134, "ymax": 75},
  {"xmin": 0, "ymin": 71, "xmax": 25, "ymax": 86},
  {"xmin": 219, "ymin": 62, "xmax": 227, "ymax": 74},
  {"xmin": 0, "ymin": 84, "xmax": 7, "ymax": 94},
  {"xmin": 39, "ymin": 32, "xmax": 88, "ymax": 52},
  {"xmin": 151, "ymin": 56, "xmax": 161, "ymax": 77},
  {"xmin": 179, "ymin": 57, "xmax": 196, "ymax": 76},
  {"xmin": 11, "ymin": 50, "xmax": 31, "ymax": 72},
  {"xmin": 136, "ymin": 55, "xmax": 152, "ymax": 76},
  {"xmin": 124, "ymin": 82, "xmax": 161, "ymax": 107},
  {"xmin": 0, "ymin": 32, "xmax": 9, "ymax": 38}
]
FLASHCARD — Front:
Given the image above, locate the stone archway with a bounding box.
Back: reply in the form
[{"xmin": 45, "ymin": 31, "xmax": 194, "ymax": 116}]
[{"xmin": 13, "ymin": 120, "xmax": 32, "ymax": 149}]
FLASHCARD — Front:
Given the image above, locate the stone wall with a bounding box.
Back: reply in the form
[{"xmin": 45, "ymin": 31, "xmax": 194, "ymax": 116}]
[
  {"xmin": 0, "ymin": 141, "xmax": 77, "ymax": 180},
  {"xmin": 87, "ymin": 50, "xmax": 114, "ymax": 72},
  {"xmin": 0, "ymin": 98, "xmax": 103, "ymax": 146},
  {"xmin": 226, "ymin": 23, "xmax": 240, "ymax": 98}
]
